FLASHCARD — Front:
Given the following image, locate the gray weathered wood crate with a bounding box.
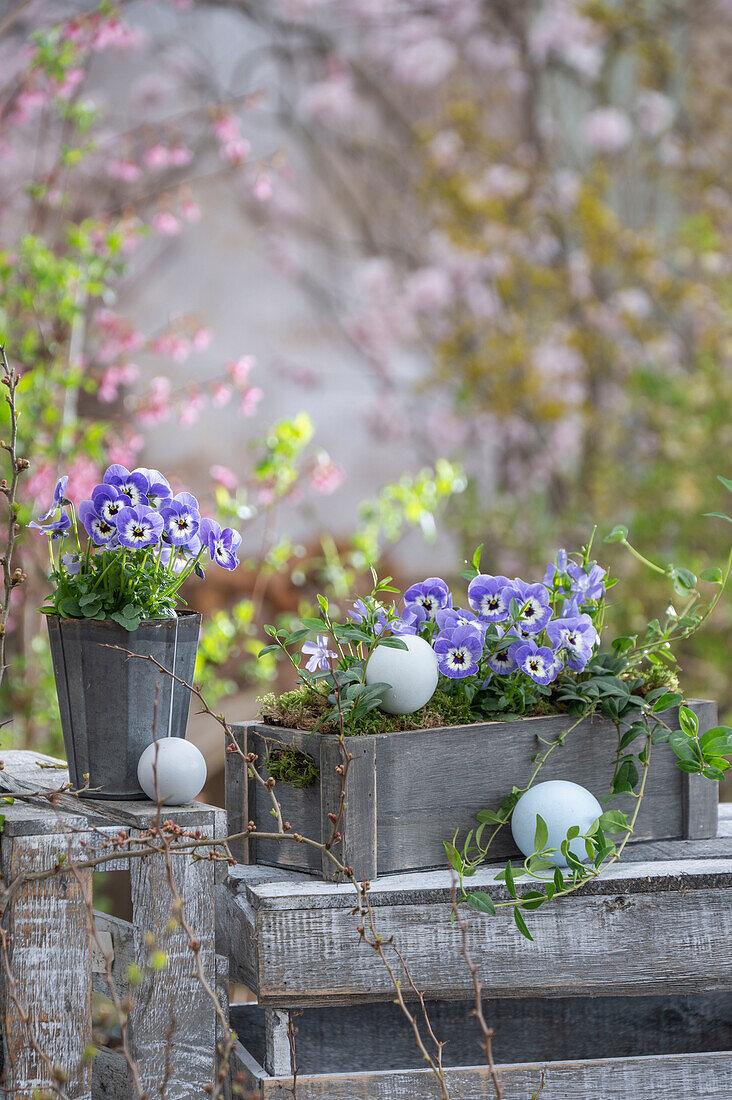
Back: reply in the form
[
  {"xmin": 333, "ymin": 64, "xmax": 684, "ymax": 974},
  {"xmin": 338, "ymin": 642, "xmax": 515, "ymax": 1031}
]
[
  {"xmin": 226, "ymin": 701, "xmax": 719, "ymax": 881},
  {"xmin": 219, "ymin": 806, "xmax": 732, "ymax": 1007},
  {"xmin": 0, "ymin": 750, "xmax": 227, "ymax": 1100},
  {"xmin": 225, "ymin": 994, "xmax": 732, "ymax": 1099},
  {"xmin": 220, "ymin": 810, "xmax": 732, "ymax": 1099}
]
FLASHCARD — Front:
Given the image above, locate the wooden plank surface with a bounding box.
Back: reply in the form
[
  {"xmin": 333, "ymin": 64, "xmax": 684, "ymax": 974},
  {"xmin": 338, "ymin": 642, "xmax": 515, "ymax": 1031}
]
[
  {"xmin": 255, "ymin": 1050, "xmax": 732, "ymax": 1099},
  {"xmin": 319, "ymin": 735, "xmax": 376, "ymax": 881},
  {"xmin": 232, "ymin": 992, "xmax": 732, "ymax": 1074},
  {"xmin": 374, "ymin": 701, "xmax": 718, "ymax": 872},
  {"xmin": 222, "ymin": 814, "xmax": 732, "ymax": 1004},
  {"xmin": 127, "ymin": 818, "xmax": 219, "ymax": 1099},
  {"xmin": 1, "ymin": 832, "xmax": 92, "ymax": 1100}
]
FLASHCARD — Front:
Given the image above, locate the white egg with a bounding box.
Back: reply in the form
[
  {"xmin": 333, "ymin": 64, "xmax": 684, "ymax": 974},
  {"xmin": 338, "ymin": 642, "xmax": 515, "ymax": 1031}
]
[
  {"xmin": 137, "ymin": 738, "xmax": 207, "ymax": 805},
  {"xmin": 364, "ymin": 634, "xmax": 439, "ymax": 715},
  {"xmin": 511, "ymin": 780, "xmax": 603, "ymax": 868}
]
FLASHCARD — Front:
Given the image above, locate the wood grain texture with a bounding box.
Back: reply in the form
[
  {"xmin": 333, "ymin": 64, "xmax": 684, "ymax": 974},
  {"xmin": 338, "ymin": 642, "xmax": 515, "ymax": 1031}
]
[
  {"xmin": 127, "ymin": 819, "xmax": 219, "ymax": 1099},
  {"xmin": 224, "ymin": 851, "xmax": 732, "ymax": 1004},
  {"xmin": 1, "ymin": 832, "xmax": 92, "ymax": 1100},
  {"xmin": 256, "ymin": 1051, "xmax": 732, "ymax": 1099},
  {"xmin": 226, "ymin": 721, "xmax": 251, "ymax": 866},
  {"xmin": 246, "ymin": 726, "xmax": 322, "ymax": 874},
  {"xmin": 319, "ymin": 735, "xmax": 376, "ymax": 882},
  {"xmin": 242, "ymin": 702, "xmax": 719, "ymax": 880}
]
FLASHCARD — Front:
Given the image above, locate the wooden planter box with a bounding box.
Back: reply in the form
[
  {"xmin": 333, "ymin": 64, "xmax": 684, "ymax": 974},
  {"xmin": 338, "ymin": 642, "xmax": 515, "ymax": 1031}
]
[{"xmin": 226, "ymin": 701, "xmax": 718, "ymax": 882}]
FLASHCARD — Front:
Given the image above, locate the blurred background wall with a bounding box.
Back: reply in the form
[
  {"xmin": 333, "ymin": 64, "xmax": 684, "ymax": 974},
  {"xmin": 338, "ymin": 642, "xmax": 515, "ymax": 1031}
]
[{"xmin": 1, "ymin": 0, "xmax": 731, "ymax": 802}]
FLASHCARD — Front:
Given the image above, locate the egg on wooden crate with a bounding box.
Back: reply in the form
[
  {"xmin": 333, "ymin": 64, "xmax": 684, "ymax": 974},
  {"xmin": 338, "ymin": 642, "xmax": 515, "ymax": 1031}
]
[
  {"xmin": 137, "ymin": 737, "xmax": 207, "ymax": 805},
  {"xmin": 511, "ymin": 780, "xmax": 603, "ymax": 868},
  {"xmin": 364, "ymin": 634, "xmax": 439, "ymax": 715}
]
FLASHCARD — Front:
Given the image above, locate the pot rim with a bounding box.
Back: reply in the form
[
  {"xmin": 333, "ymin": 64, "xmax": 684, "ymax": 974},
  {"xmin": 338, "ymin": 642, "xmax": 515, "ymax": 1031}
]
[{"xmin": 45, "ymin": 608, "xmax": 201, "ymax": 626}]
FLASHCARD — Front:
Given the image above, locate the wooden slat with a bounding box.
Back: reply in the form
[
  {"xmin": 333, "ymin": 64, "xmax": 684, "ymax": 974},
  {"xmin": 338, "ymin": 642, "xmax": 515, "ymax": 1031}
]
[
  {"xmin": 319, "ymin": 735, "xmax": 377, "ymax": 882},
  {"xmin": 254, "ymin": 1050, "xmax": 732, "ymax": 1099},
  {"xmin": 226, "ymin": 721, "xmax": 251, "ymax": 866},
  {"xmin": 1, "ymin": 832, "xmax": 92, "ymax": 1100},
  {"xmin": 224, "ymin": 855, "xmax": 732, "ymax": 1004},
  {"xmin": 232, "ymin": 992, "xmax": 732, "ymax": 1074},
  {"xmin": 127, "ymin": 815, "xmax": 219, "ymax": 1099}
]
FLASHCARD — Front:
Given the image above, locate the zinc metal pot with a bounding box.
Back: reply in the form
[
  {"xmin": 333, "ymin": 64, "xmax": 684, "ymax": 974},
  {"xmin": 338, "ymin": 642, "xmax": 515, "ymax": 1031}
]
[{"xmin": 46, "ymin": 610, "xmax": 201, "ymax": 800}]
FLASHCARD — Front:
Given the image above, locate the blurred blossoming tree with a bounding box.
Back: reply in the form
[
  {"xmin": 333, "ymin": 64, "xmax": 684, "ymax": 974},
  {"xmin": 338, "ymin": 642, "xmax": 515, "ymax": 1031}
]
[{"xmin": 1, "ymin": 0, "xmax": 731, "ymax": 745}]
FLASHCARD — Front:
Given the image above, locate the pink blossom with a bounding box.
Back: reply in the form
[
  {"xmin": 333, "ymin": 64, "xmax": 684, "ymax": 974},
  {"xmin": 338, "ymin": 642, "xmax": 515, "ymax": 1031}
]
[
  {"xmin": 210, "ymin": 464, "xmax": 239, "ymax": 492},
  {"xmin": 92, "ymin": 17, "xmax": 137, "ymax": 51},
  {"xmin": 403, "ymin": 267, "xmax": 452, "ymax": 313},
  {"xmin": 636, "ymin": 90, "xmax": 675, "ymax": 139},
  {"xmin": 144, "ymin": 144, "xmax": 170, "ymax": 170},
  {"xmin": 222, "ymin": 138, "xmax": 251, "ymax": 166},
  {"xmin": 180, "ymin": 197, "xmax": 201, "ymax": 222},
  {"xmin": 581, "ymin": 107, "xmax": 632, "ymax": 154},
  {"xmin": 239, "ymin": 386, "xmax": 263, "ymax": 416},
  {"xmin": 137, "ymin": 376, "xmax": 171, "ymax": 426},
  {"xmin": 107, "ymin": 159, "xmax": 142, "ymax": 182},
  {"xmin": 211, "ymin": 382, "xmax": 232, "ymax": 407},
  {"xmin": 226, "ymin": 355, "xmax": 255, "ymax": 384},
  {"xmin": 253, "ymin": 175, "xmax": 273, "ymax": 202},
  {"xmin": 393, "ymin": 37, "xmax": 457, "ymax": 88},
  {"xmin": 169, "ymin": 144, "xmax": 193, "ymax": 167},
  {"xmin": 68, "ymin": 455, "xmax": 102, "ymax": 501},
  {"xmin": 309, "ymin": 455, "xmax": 345, "ymax": 495},
  {"xmin": 301, "ymin": 70, "xmax": 357, "ymax": 125},
  {"xmin": 213, "ymin": 114, "xmax": 240, "ymax": 143},
  {"xmin": 192, "ymin": 326, "xmax": 212, "ymax": 351},
  {"xmin": 429, "ymin": 130, "xmax": 462, "ymax": 169},
  {"xmin": 56, "ymin": 67, "xmax": 84, "ymax": 98},
  {"xmin": 152, "ymin": 210, "xmax": 181, "ymax": 236},
  {"xmin": 178, "ymin": 390, "xmax": 206, "ymax": 426}
]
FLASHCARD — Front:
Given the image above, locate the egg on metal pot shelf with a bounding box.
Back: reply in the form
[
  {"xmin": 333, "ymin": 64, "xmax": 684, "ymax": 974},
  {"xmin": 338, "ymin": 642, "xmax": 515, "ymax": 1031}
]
[
  {"xmin": 364, "ymin": 635, "xmax": 439, "ymax": 715},
  {"xmin": 511, "ymin": 780, "xmax": 603, "ymax": 868},
  {"xmin": 137, "ymin": 737, "xmax": 207, "ymax": 806}
]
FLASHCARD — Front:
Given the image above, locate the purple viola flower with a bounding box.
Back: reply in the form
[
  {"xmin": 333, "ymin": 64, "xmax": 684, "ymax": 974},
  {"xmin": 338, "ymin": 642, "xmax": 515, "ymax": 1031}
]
[
  {"xmin": 60, "ymin": 552, "xmax": 81, "ymax": 575},
  {"xmin": 509, "ymin": 579, "xmax": 552, "ymax": 634},
  {"xmin": 434, "ymin": 625, "xmax": 483, "ymax": 679},
  {"xmin": 161, "ymin": 492, "xmax": 201, "ymax": 547},
  {"xmin": 116, "ymin": 504, "xmax": 164, "ymax": 549},
  {"xmin": 467, "ymin": 574, "xmax": 516, "ymax": 623},
  {"xmin": 199, "ymin": 518, "xmax": 242, "ymax": 570},
  {"xmin": 435, "ymin": 607, "xmax": 487, "ymax": 639},
  {"xmin": 514, "ymin": 639, "xmax": 560, "ymax": 686},
  {"xmin": 78, "ymin": 500, "xmax": 117, "ymax": 545},
  {"xmin": 135, "ymin": 468, "xmax": 172, "ymax": 509},
  {"xmin": 403, "ymin": 577, "xmax": 452, "ymax": 620},
  {"xmin": 547, "ymin": 614, "xmax": 599, "ymax": 672},
  {"xmin": 543, "ymin": 548, "xmax": 569, "ymax": 589},
  {"xmin": 29, "ymin": 512, "xmax": 71, "ymax": 540},
  {"xmin": 567, "ymin": 561, "xmax": 606, "ymax": 602},
  {"xmin": 91, "ymin": 483, "xmax": 127, "ymax": 525},
  {"xmin": 103, "ymin": 464, "xmax": 149, "ymax": 507},
  {"xmin": 348, "ymin": 598, "xmax": 388, "ymax": 634},
  {"xmin": 486, "ymin": 642, "xmax": 518, "ymax": 676},
  {"xmin": 302, "ymin": 634, "xmax": 337, "ymax": 673},
  {"xmin": 36, "ymin": 475, "xmax": 70, "ymax": 522},
  {"xmin": 391, "ymin": 602, "xmax": 429, "ymax": 635}
]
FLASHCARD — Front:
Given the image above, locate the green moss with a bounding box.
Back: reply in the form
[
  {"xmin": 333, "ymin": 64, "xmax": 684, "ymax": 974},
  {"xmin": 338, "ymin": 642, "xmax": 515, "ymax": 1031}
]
[
  {"xmin": 266, "ymin": 745, "xmax": 319, "ymax": 788},
  {"xmin": 258, "ymin": 686, "xmax": 475, "ymax": 736},
  {"xmin": 638, "ymin": 663, "xmax": 681, "ymax": 695}
]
